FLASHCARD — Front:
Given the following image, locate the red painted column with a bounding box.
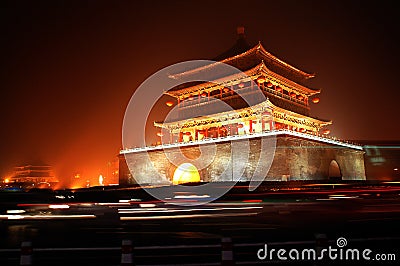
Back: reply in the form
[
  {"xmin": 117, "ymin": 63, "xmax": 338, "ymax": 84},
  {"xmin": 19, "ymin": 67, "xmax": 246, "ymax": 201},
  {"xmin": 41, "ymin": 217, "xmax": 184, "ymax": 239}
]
[
  {"xmin": 249, "ymin": 120, "xmax": 253, "ymax": 134},
  {"xmin": 179, "ymin": 132, "xmax": 183, "ymax": 142}
]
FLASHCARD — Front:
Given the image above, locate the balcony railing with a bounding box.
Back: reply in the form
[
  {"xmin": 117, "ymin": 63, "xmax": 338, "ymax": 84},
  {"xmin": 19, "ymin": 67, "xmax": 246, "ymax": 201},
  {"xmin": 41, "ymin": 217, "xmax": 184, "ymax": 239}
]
[
  {"xmin": 178, "ymin": 84, "xmax": 308, "ymax": 111},
  {"xmin": 120, "ymin": 129, "xmax": 362, "ymax": 154}
]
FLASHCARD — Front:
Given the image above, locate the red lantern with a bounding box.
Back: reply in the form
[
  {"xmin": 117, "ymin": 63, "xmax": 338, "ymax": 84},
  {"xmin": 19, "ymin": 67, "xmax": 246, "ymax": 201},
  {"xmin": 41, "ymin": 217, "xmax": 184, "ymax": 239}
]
[
  {"xmin": 166, "ymin": 101, "xmax": 174, "ymax": 107},
  {"xmin": 312, "ymin": 98, "xmax": 320, "ymax": 104},
  {"xmin": 290, "ymin": 92, "xmax": 296, "ymax": 97},
  {"xmin": 266, "ymin": 82, "xmax": 273, "ymax": 88},
  {"xmin": 297, "ymin": 95, "xmax": 304, "ymax": 100},
  {"xmin": 223, "ymin": 87, "xmax": 230, "ymax": 93},
  {"xmin": 257, "ymin": 77, "xmax": 266, "ymax": 84},
  {"xmin": 276, "ymin": 86, "xmax": 282, "ymax": 92},
  {"xmin": 238, "ymin": 82, "xmax": 245, "ymax": 88},
  {"xmin": 185, "ymin": 132, "xmax": 192, "ymax": 136},
  {"xmin": 322, "ymin": 129, "xmax": 330, "ymax": 135},
  {"xmin": 252, "ymin": 120, "xmax": 257, "ymax": 124},
  {"xmin": 201, "ymin": 92, "xmax": 207, "ymax": 97},
  {"xmin": 237, "ymin": 124, "xmax": 244, "ymax": 128}
]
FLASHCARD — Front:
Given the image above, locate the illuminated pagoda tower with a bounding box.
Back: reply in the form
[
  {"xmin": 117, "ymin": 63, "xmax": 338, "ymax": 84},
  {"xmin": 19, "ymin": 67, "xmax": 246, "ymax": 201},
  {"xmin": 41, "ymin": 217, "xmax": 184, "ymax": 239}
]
[{"xmin": 119, "ymin": 27, "xmax": 366, "ymax": 185}]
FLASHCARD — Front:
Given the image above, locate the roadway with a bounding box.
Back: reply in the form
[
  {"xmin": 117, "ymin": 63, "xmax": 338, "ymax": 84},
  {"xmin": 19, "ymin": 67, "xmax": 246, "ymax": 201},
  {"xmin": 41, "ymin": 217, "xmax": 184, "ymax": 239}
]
[{"xmin": 1, "ymin": 182, "xmax": 400, "ymax": 265}]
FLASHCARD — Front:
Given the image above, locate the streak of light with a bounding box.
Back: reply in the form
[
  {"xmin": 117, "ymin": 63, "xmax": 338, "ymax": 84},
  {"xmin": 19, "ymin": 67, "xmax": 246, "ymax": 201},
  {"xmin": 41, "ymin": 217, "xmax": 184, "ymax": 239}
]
[
  {"xmin": 120, "ymin": 212, "xmax": 259, "ymax": 220},
  {"xmin": 0, "ymin": 214, "xmax": 96, "ymax": 220},
  {"xmin": 118, "ymin": 208, "xmax": 216, "ymax": 214},
  {"xmin": 305, "ymin": 183, "xmax": 347, "ymax": 186},
  {"xmin": 329, "ymin": 195, "xmax": 359, "ymax": 199},
  {"xmin": 139, "ymin": 203, "xmax": 156, "ymax": 208},
  {"xmin": 0, "ymin": 215, "xmax": 24, "ymax": 220},
  {"xmin": 96, "ymin": 202, "xmax": 130, "ymax": 206},
  {"xmin": 117, "ymin": 206, "xmax": 262, "ymax": 214},
  {"xmin": 242, "ymin": 199, "xmax": 262, "ymax": 203},
  {"xmin": 316, "ymin": 198, "xmax": 337, "ymax": 201},
  {"xmin": 6, "ymin": 210, "xmax": 26, "ymax": 214},
  {"xmin": 48, "ymin": 204, "xmax": 70, "ymax": 209},
  {"xmin": 173, "ymin": 194, "xmax": 210, "ymax": 199},
  {"xmin": 77, "ymin": 203, "xmax": 94, "ymax": 207},
  {"xmin": 220, "ymin": 206, "xmax": 263, "ymax": 210}
]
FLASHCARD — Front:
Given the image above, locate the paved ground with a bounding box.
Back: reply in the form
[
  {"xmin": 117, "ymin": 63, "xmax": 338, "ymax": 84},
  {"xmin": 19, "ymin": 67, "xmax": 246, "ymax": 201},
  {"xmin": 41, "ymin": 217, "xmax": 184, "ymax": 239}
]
[{"xmin": 1, "ymin": 182, "xmax": 400, "ymax": 265}]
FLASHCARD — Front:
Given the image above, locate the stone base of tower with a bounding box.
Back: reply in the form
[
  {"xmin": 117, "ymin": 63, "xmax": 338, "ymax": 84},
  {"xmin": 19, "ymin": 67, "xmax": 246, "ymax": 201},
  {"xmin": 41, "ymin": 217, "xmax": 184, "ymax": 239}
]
[{"xmin": 119, "ymin": 135, "xmax": 366, "ymax": 186}]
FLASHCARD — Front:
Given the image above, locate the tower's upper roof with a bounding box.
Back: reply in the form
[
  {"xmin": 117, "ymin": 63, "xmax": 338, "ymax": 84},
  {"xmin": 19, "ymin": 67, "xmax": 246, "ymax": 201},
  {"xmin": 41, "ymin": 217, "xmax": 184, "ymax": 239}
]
[
  {"xmin": 166, "ymin": 61, "xmax": 320, "ymax": 98},
  {"xmin": 170, "ymin": 27, "xmax": 315, "ymax": 85}
]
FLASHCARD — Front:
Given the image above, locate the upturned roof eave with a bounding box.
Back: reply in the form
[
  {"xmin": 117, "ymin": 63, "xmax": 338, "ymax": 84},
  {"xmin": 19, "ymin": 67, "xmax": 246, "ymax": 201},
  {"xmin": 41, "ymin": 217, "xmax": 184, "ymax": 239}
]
[
  {"xmin": 169, "ymin": 42, "xmax": 315, "ymax": 80},
  {"xmin": 165, "ymin": 62, "xmax": 320, "ymax": 98}
]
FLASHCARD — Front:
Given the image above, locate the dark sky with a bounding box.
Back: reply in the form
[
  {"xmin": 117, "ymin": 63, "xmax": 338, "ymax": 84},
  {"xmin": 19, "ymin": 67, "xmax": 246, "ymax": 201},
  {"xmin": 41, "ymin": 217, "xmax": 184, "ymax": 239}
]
[{"xmin": 1, "ymin": 0, "xmax": 399, "ymax": 184}]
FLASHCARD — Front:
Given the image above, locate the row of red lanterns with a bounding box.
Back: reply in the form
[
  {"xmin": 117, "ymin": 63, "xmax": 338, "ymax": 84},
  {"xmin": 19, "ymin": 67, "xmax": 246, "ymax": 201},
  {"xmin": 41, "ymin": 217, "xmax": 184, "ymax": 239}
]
[
  {"xmin": 158, "ymin": 127, "xmax": 331, "ymax": 137},
  {"xmin": 165, "ymin": 92, "xmax": 319, "ymax": 107},
  {"xmin": 257, "ymin": 76, "xmax": 320, "ymax": 104},
  {"xmin": 167, "ymin": 98, "xmax": 318, "ymax": 107},
  {"xmin": 166, "ymin": 97, "xmax": 319, "ymax": 107}
]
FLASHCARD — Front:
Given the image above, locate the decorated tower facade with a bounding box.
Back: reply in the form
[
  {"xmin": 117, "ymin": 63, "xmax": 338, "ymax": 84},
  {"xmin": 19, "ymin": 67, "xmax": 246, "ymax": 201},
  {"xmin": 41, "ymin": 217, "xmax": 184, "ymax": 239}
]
[
  {"xmin": 119, "ymin": 28, "xmax": 365, "ymax": 185},
  {"xmin": 156, "ymin": 27, "xmax": 331, "ymax": 143}
]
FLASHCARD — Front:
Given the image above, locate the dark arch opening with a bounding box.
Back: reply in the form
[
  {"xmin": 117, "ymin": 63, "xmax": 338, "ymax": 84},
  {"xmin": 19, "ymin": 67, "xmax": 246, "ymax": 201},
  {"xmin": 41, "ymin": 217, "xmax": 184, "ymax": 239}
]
[{"xmin": 328, "ymin": 160, "xmax": 342, "ymax": 180}]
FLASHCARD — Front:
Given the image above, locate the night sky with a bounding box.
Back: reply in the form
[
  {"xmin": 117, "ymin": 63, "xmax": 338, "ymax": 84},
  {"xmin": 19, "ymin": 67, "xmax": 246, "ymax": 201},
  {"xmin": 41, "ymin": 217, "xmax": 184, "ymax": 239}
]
[{"xmin": 1, "ymin": 0, "xmax": 399, "ymax": 185}]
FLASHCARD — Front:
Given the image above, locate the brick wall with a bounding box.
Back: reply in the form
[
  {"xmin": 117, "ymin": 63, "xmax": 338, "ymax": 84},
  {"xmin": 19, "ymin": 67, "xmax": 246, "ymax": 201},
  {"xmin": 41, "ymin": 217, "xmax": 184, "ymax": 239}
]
[{"xmin": 119, "ymin": 135, "xmax": 366, "ymax": 185}]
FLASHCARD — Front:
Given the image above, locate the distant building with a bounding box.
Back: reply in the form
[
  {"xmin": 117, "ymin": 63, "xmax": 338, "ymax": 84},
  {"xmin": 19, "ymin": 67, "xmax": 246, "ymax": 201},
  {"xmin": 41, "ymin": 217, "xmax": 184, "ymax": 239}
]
[
  {"xmin": 361, "ymin": 141, "xmax": 400, "ymax": 181},
  {"xmin": 4, "ymin": 165, "xmax": 58, "ymax": 189}
]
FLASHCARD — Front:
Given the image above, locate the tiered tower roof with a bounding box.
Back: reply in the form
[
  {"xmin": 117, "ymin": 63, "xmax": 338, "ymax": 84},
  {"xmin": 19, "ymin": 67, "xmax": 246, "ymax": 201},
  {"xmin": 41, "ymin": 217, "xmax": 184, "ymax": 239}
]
[
  {"xmin": 156, "ymin": 27, "xmax": 331, "ymax": 137},
  {"xmin": 168, "ymin": 28, "xmax": 316, "ymax": 92}
]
